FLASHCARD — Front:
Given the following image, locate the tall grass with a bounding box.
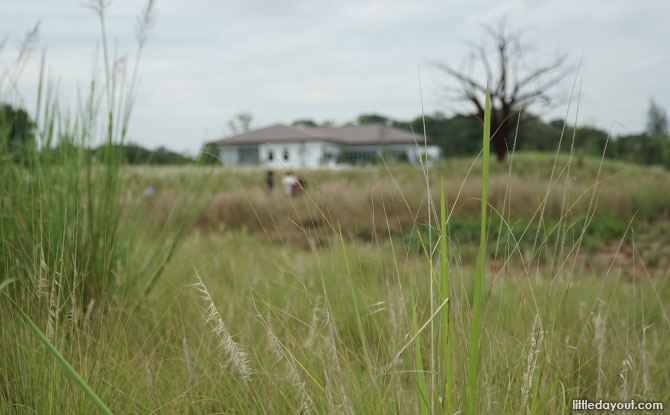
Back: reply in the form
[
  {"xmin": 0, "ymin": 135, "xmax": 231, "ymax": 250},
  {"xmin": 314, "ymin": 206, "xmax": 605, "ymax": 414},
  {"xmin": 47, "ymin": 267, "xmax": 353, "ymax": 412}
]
[
  {"xmin": 465, "ymin": 85, "xmax": 490, "ymax": 415},
  {"xmin": 439, "ymin": 178, "xmax": 453, "ymax": 414},
  {"xmin": 1, "ymin": 5, "xmax": 669, "ymax": 415},
  {"xmin": 1, "ymin": 2, "xmax": 203, "ymax": 413},
  {"xmin": 2, "ymin": 292, "xmax": 112, "ymax": 414}
]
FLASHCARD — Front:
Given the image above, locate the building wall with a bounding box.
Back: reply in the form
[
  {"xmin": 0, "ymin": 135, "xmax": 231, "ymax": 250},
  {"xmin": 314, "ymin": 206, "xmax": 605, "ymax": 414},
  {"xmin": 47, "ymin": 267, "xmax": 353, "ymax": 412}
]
[
  {"xmin": 406, "ymin": 144, "xmax": 441, "ymax": 164},
  {"xmin": 258, "ymin": 142, "xmax": 330, "ymax": 169},
  {"xmin": 217, "ymin": 141, "xmax": 439, "ymax": 167},
  {"xmin": 320, "ymin": 142, "xmax": 341, "ymax": 168},
  {"xmin": 218, "ymin": 145, "xmax": 261, "ymax": 165},
  {"xmin": 219, "ymin": 146, "xmax": 239, "ymax": 165}
]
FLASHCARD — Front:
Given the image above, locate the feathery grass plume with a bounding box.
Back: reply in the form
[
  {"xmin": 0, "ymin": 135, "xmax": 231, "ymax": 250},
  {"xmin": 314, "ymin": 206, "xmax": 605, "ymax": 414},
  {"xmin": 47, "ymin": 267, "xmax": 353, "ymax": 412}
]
[
  {"xmin": 83, "ymin": 0, "xmax": 112, "ymax": 15},
  {"xmin": 320, "ymin": 292, "xmax": 354, "ymax": 415},
  {"xmin": 267, "ymin": 326, "xmax": 315, "ymax": 415},
  {"xmin": 68, "ymin": 266, "xmax": 78, "ymax": 324},
  {"xmin": 619, "ymin": 356, "xmax": 632, "ymax": 399},
  {"xmin": 641, "ymin": 321, "xmax": 652, "ymax": 398},
  {"xmin": 253, "ymin": 292, "xmax": 319, "ymax": 415},
  {"xmin": 190, "ymin": 267, "xmax": 251, "ymax": 379},
  {"xmin": 2, "ymin": 20, "xmax": 40, "ymax": 92},
  {"xmin": 144, "ymin": 358, "xmax": 153, "ymax": 400},
  {"xmin": 46, "ymin": 270, "xmax": 61, "ymax": 342},
  {"xmin": 520, "ymin": 314, "xmax": 543, "ymax": 414},
  {"xmin": 36, "ymin": 247, "xmax": 48, "ymax": 298},
  {"xmin": 135, "ymin": 0, "xmax": 157, "ymax": 47},
  {"xmin": 83, "ymin": 298, "xmax": 95, "ymax": 327},
  {"xmin": 592, "ymin": 305, "xmax": 605, "ymax": 397},
  {"xmin": 182, "ymin": 336, "xmax": 193, "ymax": 384},
  {"xmin": 303, "ymin": 300, "xmax": 321, "ymax": 348}
]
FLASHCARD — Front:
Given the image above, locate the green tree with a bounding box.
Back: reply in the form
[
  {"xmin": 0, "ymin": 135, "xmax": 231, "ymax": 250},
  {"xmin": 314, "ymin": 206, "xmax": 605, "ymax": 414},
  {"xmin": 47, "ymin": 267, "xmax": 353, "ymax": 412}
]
[
  {"xmin": 292, "ymin": 119, "xmax": 318, "ymax": 127},
  {"xmin": 93, "ymin": 143, "xmax": 194, "ymax": 164},
  {"xmin": 199, "ymin": 143, "xmax": 220, "ymax": 164},
  {"xmin": 574, "ymin": 126, "xmax": 609, "ymax": 157},
  {"xmin": 642, "ymin": 99, "xmax": 670, "ymax": 167},
  {"xmin": 0, "ymin": 103, "xmax": 36, "ymax": 160},
  {"xmin": 646, "ymin": 99, "xmax": 669, "ymax": 136},
  {"xmin": 292, "ymin": 119, "xmax": 337, "ymax": 128},
  {"xmin": 514, "ymin": 114, "xmax": 562, "ymax": 152},
  {"xmin": 357, "ymin": 114, "xmax": 390, "ymax": 126},
  {"xmin": 392, "ymin": 112, "xmax": 481, "ymax": 157},
  {"xmin": 227, "ymin": 112, "xmax": 253, "ymax": 135}
]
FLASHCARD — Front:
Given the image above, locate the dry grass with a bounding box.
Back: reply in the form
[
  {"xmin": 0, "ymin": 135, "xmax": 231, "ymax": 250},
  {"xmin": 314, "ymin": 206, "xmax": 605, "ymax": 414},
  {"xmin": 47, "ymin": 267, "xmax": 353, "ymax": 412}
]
[{"xmin": 124, "ymin": 153, "xmax": 670, "ymax": 246}]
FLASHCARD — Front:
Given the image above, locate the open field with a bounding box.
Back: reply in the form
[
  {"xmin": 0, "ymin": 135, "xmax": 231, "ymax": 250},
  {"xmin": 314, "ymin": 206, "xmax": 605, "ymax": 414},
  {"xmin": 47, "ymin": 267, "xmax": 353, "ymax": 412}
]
[
  {"xmin": 3, "ymin": 148, "xmax": 670, "ymax": 414},
  {"xmin": 127, "ymin": 153, "xmax": 670, "ymax": 266}
]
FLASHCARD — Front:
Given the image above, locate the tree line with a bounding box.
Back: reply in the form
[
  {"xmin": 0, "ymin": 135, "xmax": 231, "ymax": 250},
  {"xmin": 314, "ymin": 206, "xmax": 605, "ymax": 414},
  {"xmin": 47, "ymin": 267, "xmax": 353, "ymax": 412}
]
[
  {"xmin": 1, "ymin": 103, "xmax": 193, "ymax": 164},
  {"xmin": 3, "ymin": 100, "xmax": 669, "ymax": 167},
  {"xmin": 290, "ymin": 98, "xmax": 670, "ymax": 167}
]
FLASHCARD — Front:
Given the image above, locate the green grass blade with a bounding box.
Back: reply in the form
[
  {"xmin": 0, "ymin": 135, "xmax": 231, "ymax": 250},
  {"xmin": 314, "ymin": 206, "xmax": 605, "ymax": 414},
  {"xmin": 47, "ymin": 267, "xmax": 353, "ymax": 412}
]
[
  {"xmin": 336, "ymin": 225, "xmax": 379, "ymax": 400},
  {"xmin": 439, "ymin": 178, "xmax": 453, "ymax": 414},
  {"xmin": 412, "ymin": 291, "xmax": 429, "ymax": 415},
  {"xmin": 466, "ymin": 84, "xmax": 491, "ymax": 415},
  {"xmin": 4, "ymin": 293, "xmax": 113, "ymax": 415}
]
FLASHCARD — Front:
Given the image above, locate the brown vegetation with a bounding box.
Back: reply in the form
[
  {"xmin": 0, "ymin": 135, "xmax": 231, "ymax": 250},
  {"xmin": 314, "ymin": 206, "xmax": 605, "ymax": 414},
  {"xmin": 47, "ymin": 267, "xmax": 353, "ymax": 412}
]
[{"xmin": 125, "ymin": 154, "xmax": 670, "ymax": 247}]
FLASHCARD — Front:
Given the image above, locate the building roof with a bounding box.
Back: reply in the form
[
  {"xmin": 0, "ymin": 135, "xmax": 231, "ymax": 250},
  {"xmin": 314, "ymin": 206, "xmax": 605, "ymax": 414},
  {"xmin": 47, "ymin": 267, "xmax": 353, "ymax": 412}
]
[{"xmin": 208, "ymin": 124, "xmax": 431, "ymax": 146}]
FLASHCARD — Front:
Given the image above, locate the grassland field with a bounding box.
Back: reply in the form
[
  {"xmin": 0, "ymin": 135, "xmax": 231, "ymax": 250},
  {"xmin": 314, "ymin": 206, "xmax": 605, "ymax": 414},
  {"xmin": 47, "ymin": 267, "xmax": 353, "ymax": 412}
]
[
  {"xmin": 128, "ymin": 153, "xmax": 670, "ymax": 266},
  {"xmin": 3, "ymin": 3, "xmax": 669, "ymax": 412},
  {"xmin": 3, "ymin": 147, "xmax": 670, "ymax": 414}
]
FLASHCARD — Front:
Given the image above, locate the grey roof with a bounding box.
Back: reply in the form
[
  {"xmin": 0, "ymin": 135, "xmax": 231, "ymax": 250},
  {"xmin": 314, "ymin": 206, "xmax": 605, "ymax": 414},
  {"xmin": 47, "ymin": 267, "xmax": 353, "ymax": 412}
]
[{"xmin": 209, "ymin": 124, "xmax": 431, "ymax": 146}]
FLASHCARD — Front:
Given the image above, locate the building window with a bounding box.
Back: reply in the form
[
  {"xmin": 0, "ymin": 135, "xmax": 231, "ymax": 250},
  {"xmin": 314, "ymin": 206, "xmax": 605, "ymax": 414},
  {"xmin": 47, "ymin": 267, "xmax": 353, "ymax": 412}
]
[
  {"xmin": 238, "ymin": 146, "xmax": 259, "ymax": 164},
  {"xmin": 268, "ymin": 150, "xmax": 274, "ymax": 161},
  {"xmin": 283, "ymin": 149, "xmax": 289, "ymax": 161},
  {"xmin": 345, "ymin": 150, "xmax": 377, "ymax": 164}
]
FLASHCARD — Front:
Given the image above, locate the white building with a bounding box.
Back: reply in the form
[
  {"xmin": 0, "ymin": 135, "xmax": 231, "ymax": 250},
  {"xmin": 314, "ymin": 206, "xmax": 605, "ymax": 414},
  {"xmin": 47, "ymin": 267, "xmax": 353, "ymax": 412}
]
[{"xmin": 208, "ymin": 124, "xmax": 441, "ymax": 168}]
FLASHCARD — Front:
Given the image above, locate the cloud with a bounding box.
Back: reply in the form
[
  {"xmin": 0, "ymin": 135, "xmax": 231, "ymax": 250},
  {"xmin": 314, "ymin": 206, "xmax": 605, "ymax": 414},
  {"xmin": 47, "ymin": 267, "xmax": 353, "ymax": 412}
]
[{"xmin": 1, "ymin": 0, "xmax": 668, "ymax": 152}]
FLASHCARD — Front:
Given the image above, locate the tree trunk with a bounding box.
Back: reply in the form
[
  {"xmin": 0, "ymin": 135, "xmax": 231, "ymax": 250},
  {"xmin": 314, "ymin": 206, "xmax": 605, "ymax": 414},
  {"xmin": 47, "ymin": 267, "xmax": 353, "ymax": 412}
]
[
  {"xmin": 489, "ymin": 111, "xmax": 509, "ymax": 162},
  {"xmin": 492, "ymin": 131, "xmax": 508, "ymax": 161}
]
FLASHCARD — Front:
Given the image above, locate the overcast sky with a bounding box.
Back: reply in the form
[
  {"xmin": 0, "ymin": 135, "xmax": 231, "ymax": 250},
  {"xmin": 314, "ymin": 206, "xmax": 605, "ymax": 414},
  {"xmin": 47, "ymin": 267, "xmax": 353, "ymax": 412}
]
[{"xmin": 1, "ymin": 0, "xmax": 668, "ymax": 154}]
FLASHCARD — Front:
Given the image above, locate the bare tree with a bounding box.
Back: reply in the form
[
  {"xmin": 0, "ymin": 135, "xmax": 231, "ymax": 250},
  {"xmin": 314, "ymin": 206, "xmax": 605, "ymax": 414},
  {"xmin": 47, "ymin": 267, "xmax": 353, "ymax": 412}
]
[{"xmin": 437, "ymin": 21, "xmax": 570, "ymax": 161}]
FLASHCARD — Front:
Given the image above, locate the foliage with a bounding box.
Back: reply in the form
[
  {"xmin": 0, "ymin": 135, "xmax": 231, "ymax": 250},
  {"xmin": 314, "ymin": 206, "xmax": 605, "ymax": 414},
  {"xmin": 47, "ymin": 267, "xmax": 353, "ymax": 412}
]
[
  {"xmin": 94, "ymin": 142, "xmax": 195, "ymax": 164},
  {"xmin": 291, "ymin": 118, "xmax": 336, "ymax": 127},
  {"xmin": 0, "ymin": 103, "xmax": 36, "ymax": 160},
  {"xmin": 610, "ymin": 133, "xmax": 669, "ymax": 167},
  {"xmin": 198, "ymin": 142, "xmax": 220, "ymax": 164},
  {"xmin": 407, "ymin": 213, "xmax": 628, "ymax": 256},
  {"xmin": 291, "ymin": 118, "xmax": 319, "ymax": 127},
  {"xmin": 227, "ymin": 112, "xmax": 253, "ymax": 135},
  {"xmin": 356, "ymin": 113, "xmax": 391, "ymax": 126},
  {"xmin": 392, "ymin": 112, "xmax": 482, "ymax": 156},
  {"xmin": 646, "ymin": 98, "xmax": 669, "ymax": 136},
  {"xmin": 388, "ymin": 110, "xmax": 670, "ymax": 169}
]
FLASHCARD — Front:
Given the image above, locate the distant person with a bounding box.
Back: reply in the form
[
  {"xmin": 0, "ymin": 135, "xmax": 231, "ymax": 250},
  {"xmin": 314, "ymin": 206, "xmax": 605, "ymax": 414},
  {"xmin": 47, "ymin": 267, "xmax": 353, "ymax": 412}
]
[
  {"xmin": 281, "ymin": 171, "xmax": 298, "ymax": 196},
  {"xmin": 265, "ymin": 170, "xmax": 274, "ymax": 192}
]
